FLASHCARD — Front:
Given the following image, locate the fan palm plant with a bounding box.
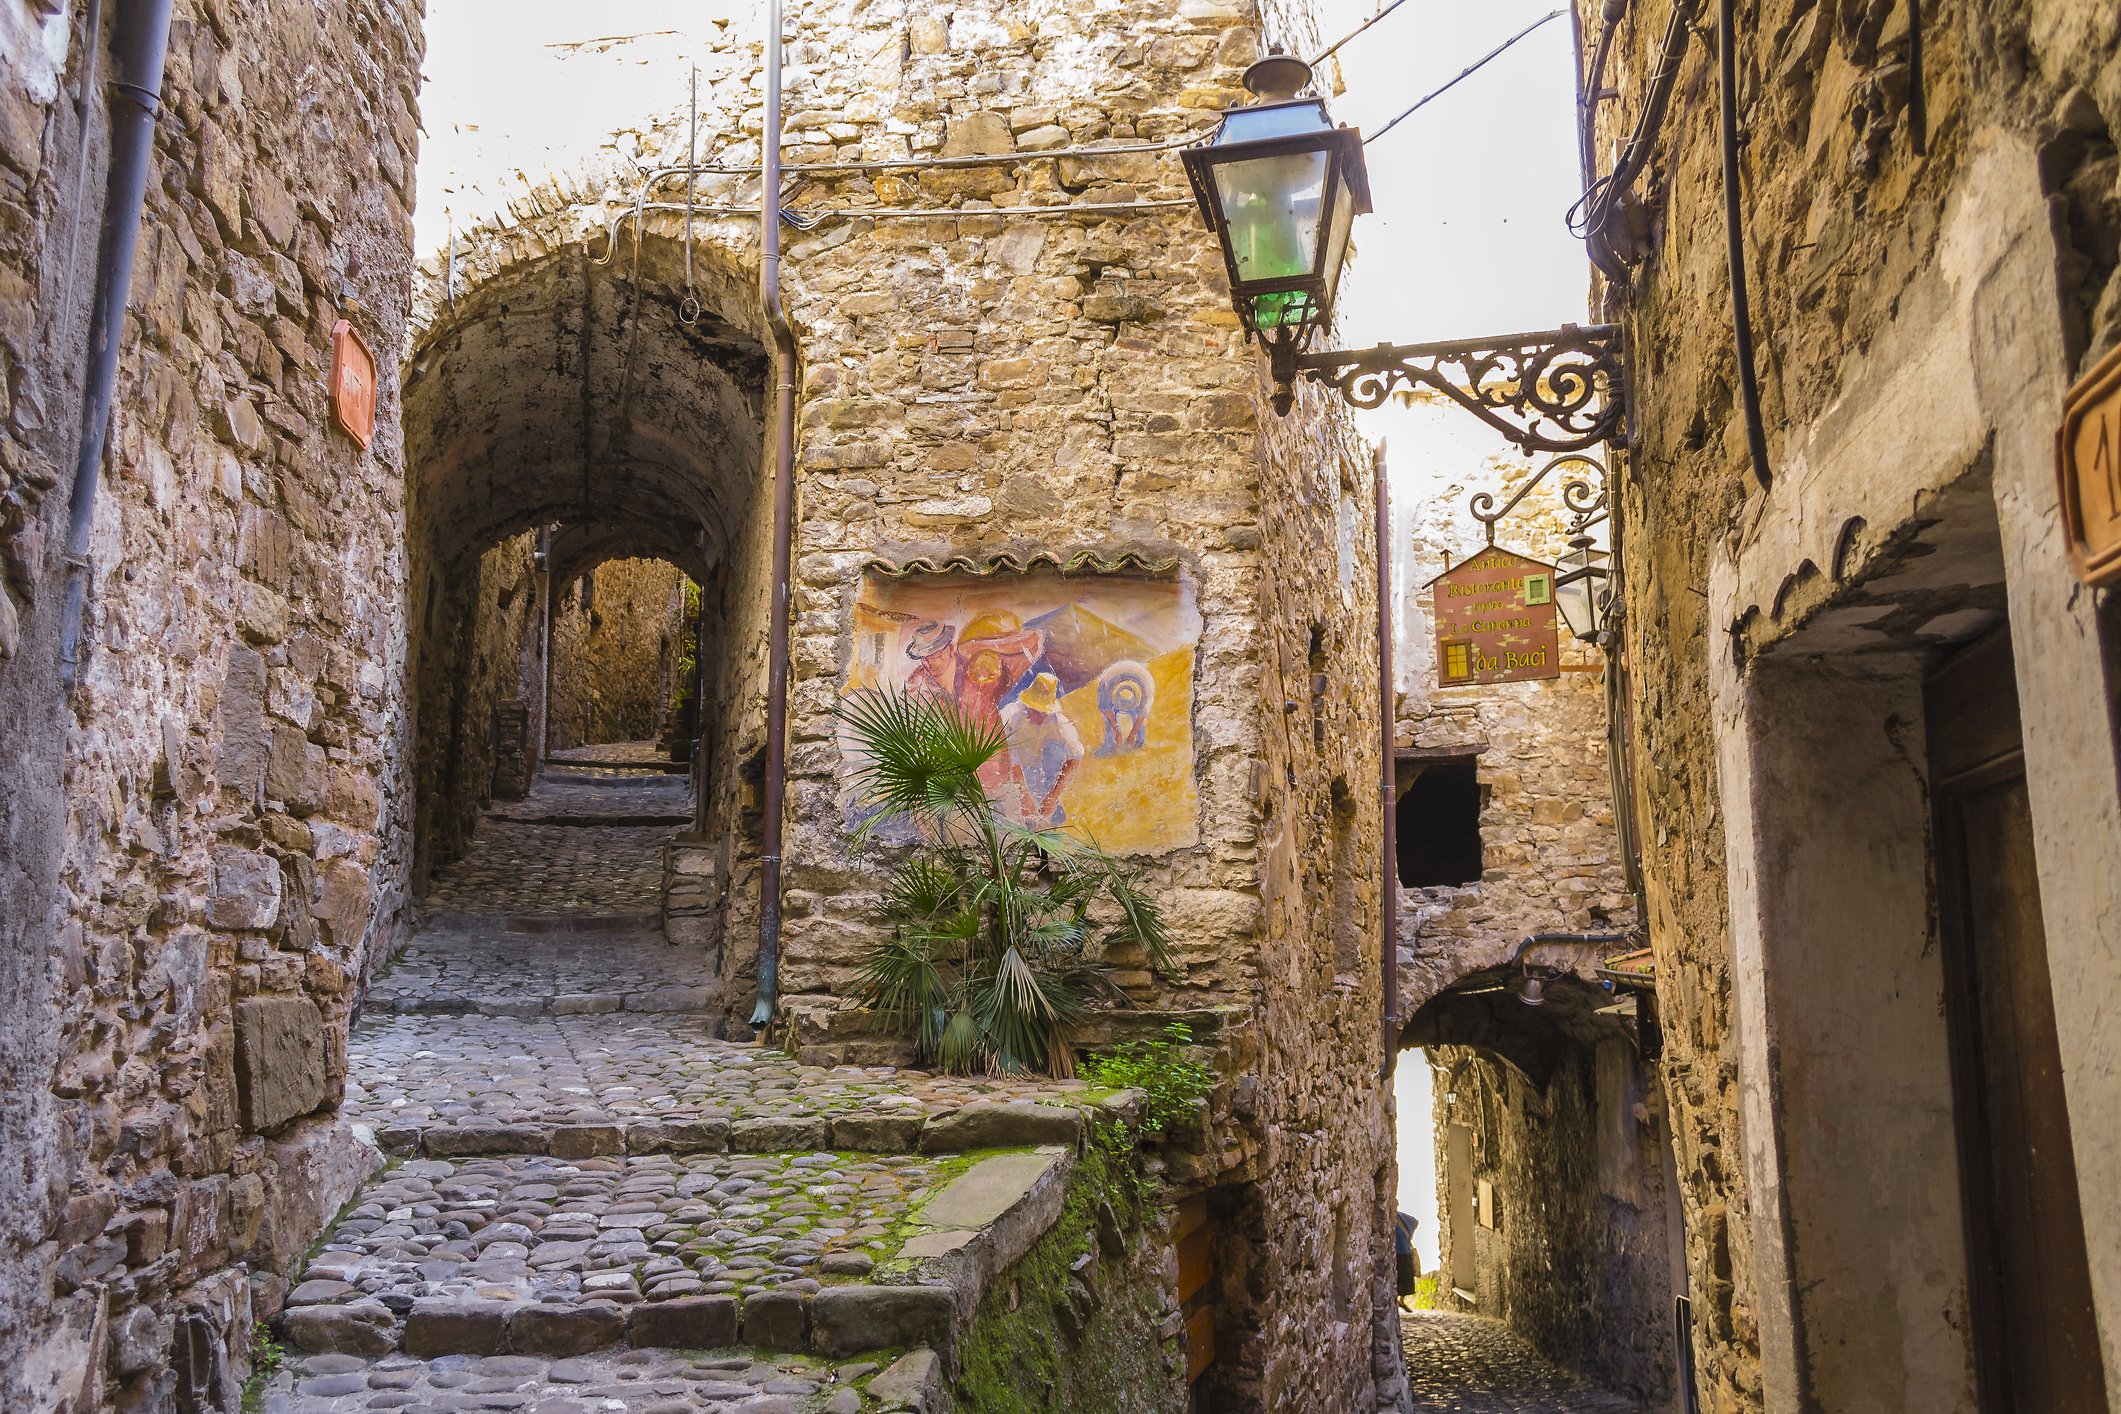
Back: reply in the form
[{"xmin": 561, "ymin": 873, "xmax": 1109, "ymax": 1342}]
[{"xmin": 834, "ymin": 689, "xmax": 1177, "ymax": 1078}]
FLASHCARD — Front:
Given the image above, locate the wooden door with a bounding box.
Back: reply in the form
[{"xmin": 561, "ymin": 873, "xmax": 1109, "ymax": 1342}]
[
  {"xmin": 1928, "ymin": 632, "xmax": 2110, "ymax": 1414},
  {"xmin": 1445, "ymin": 1123, "xmax": 1476, "ymax": 1300}
]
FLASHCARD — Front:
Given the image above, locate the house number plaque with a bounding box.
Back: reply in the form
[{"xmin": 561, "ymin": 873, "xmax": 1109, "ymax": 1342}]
[
  {"xmin": 2058, "ymin": 341, "xmax": 2121, "ymax": 588},
  {"xmin": 330, "ymin": 319, "xmax": 377, "ymax": 450}
]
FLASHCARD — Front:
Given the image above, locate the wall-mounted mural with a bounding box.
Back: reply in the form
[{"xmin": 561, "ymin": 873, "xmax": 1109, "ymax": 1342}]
[{"xmin": 844, "ymin": 563, "xmax": 1201, "ymax": 853}]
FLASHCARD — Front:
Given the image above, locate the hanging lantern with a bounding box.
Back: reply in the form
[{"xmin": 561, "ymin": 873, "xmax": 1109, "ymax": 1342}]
[
  {"xmin": 1554, "ymin": 534, "xmax": 1612, "ymax": 643},
  {"xmin": 1183, "ymin": 55, "xmax": 1374, "ymax": 353}
]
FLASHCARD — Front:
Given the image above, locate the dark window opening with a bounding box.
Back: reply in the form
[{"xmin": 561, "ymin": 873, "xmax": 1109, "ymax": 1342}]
[{"xmin": 1397, "ymin": 756, "xmax": 1483, "ymax": 886}]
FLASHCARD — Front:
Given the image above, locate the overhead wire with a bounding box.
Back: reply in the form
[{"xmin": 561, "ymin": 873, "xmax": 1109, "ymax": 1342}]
[
  {"xmin": 1310, "ymin": 0, "xmax": 1415, "ymax": 67},
  {"xmin": 1366, "ymin": 9, "xmax": 1567, "ymax": 145}
]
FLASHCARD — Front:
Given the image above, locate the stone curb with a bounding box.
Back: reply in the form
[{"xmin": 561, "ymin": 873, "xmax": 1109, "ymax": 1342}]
[
  {"xmin": 285, "ymin": 1281, "xmax": 971, "ymax": 1364},
  {"xmin": 367, "ymin": 1099, "xmax": 1086, "ymax": 1160},
  {"xmin": 362, "ymin": 986, "xmax": 717, "ymax": 1017}
]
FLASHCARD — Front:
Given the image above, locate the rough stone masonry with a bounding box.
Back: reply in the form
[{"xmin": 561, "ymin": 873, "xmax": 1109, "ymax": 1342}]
[{"xmin": 0, "ymin": 0, "xmax": 1411, "ymax": 1411}]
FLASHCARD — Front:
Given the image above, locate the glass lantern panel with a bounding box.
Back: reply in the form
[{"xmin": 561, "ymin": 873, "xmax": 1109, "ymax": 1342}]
[
  {"xmin": 1213, "ymin": 148, "xmax": 1328, "ymax": 288},
  {"xmin": 1319, "ymin": 170, "xmax": 1357, "ymax": 312}
]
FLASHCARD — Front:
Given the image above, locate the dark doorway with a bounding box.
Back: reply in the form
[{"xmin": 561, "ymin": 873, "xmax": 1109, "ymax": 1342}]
[
  {"xmin": 1397, "ymin": 756, "xmax": 1483, "ymax": 886},
  {"xmin": 1928, "ymin": 631, "xmax": 2109, "ymax": 1414}
]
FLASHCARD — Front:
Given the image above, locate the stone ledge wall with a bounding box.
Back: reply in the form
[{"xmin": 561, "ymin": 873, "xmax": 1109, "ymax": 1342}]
[{"xmin": 0, "ymin": 1, "xmax": 424, "ymax": 1408}]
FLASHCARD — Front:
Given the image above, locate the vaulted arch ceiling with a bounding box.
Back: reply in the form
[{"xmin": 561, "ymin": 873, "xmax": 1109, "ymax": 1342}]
[{"xmin": 403, "ymin": 231, "xmax": 767, "ymax": 577}]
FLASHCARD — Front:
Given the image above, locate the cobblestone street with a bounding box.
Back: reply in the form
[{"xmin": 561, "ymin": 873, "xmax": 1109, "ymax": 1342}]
[
  {"xmin": 1403, "ymin": 1311, "xmax": 1641, "ymax": 1413},
  {"xmin": 268, "ymin": 762, "xmax": 1087, "ymax": 1411}
]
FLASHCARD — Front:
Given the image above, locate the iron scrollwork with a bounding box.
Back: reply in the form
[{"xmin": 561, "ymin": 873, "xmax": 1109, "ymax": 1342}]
[
  {"xmin": 1271, "ymin": 323, "xmax": 1626, "ymax": 454},
  {"xmin": 1469, "ymin": 453, "xmax": 1610, "ymax": 546}
]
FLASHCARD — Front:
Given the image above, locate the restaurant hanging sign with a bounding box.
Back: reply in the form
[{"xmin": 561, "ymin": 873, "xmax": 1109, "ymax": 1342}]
[{"xmin": 1427, "ymin": 546, "xmax": 1561, "ymax": 686}]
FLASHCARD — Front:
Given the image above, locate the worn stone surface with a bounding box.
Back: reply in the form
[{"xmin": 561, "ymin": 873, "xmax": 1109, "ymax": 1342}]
[
  {"xmin": 1586, "ymin": 0, "xmax": 2121, "ymax": 1408},
  {"xmin": 1402, "ymin": 1311, "xmax": 1638, "ymax": 1413},
  {"xmin": 0, "ymin": 1, "xmax": 422, "ymax": 1407},
  {"xmin": 236, "ymin": 996, "xmax": 330, "ymax": 1131},
  {"xmin": 262, "ymin": 1347, "xmax": 864, "ymax": 1411},
  {"xmin": 547, "ymin": 559, "xmax": 688, "ymax": 752}
]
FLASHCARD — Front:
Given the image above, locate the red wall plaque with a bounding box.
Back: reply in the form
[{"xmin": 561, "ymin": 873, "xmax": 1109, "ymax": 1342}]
[
  {"xmin": 330, "ymin": 318, "xmax": 377, "ymax": 449},
  {"xmin": 1427, "ymin": 546, "xmax": 1561, "ymax": 687},
  {"xmin": 2058, "ymin": 340, "xmax": 2121, "ymax": 587}
]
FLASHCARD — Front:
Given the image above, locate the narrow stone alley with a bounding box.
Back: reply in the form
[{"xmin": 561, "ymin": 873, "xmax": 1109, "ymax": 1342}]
[
  {"xmin": 262, "ymin": 753, "xmax": 1099, "ymax": 1412},
  {"xmin": 1402, "ymin": 1312, "xmax": 1638, "ymax": 1414}
]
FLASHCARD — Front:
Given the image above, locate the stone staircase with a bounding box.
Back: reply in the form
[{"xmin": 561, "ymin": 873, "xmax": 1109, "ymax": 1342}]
[{"xmin": 263, "ymin": 762, "xmax": 1106, "ymax": 1412}]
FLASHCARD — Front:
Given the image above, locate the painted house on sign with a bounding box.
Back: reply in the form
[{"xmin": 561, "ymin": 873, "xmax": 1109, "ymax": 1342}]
[{"xmin": 1426, "ymin": 546, "xmax": 1561, "ymax": 687}]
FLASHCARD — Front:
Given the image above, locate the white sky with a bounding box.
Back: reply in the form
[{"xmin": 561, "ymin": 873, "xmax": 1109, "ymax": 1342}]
[{"xmin": 415, "ymin": 1, "xmax": 1589, "ymax": 1257}]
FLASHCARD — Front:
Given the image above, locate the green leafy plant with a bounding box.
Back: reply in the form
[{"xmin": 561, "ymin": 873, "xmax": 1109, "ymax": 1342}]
[
  {"xmin": 241, "ymin": 1321, "xmax": 287, "ymax": 1410},
  {"xmin": 1080, "ymin": 1021, "xmax": 1216, "ymax": 1136},
  {"xmin": 835, "ymin": 689, "xmax": 1178, "ymax": 1078}
]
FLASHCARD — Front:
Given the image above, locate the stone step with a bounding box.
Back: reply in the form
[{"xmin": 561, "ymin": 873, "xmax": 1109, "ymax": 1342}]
[
  {"xmin": 347, "ymin": 1011, "xmax": 1099, "ymax": 1159},
  {"xmin": 279, "ymin": 1148, "xmax": 1069, "ymax": 1372},
  {"xmin": 363, "ymin": 927, "xmax": 712, "ymax": 1018},
  {"xmin": 263, "ymin": 1345, "xmax": 947, "ymax": 1412}
]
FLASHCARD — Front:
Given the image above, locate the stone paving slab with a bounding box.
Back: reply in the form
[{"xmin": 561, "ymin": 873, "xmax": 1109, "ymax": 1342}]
[
  {"xmin": 364, "ymin": 927, "xmax": 715, "ymax": 1016},
  {"xmin": 348, "ymin": 1011, "xmax": 1091, "ymax": 1156},
  {"xmin": 424, "ymin": 821, "xmax": 675, "ymax": 916},
  {"xmin": 1403, "ymin": 1310, "xmax": 1642, "ymax": 1413},
  {"xmin": 261, "ymin": 1346, "xmax": 940, "ymax": 1413},
  {"xmin": 287, "ymin": 1152, "xmax": 950, "ymax": 1317},
  {"xmin": 490, "ymin": 773, "xmax": 693, "ymax": 824}
]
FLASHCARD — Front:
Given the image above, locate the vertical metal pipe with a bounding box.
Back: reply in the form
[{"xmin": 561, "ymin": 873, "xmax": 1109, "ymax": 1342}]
[
  {"xmin": 57, "ymin": 0, "xmax": 176, "ymax": 688},
  {"xmin": 1717, "ymin": 0, "xmax": 1773, "ymax": 492},
  {"xmin": 753, "ymin": 0, "xmax": 796, "ymax": 1027},
  {"xmin": 1376, "ymin": 448, "xmax": 1399, "ymax": 1078}
]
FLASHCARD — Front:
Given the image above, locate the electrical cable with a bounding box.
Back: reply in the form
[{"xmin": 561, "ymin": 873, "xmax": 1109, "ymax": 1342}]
[
  {"xmin": 1367, "ymin": 9, "xmax": 1566, "ymax": 145},
  {"xmin": 1311, "ymin": 0, "xmax": 1414, "ymax": 68},
  {"xmin": 1717, "ymin": 0, "xmax": 1773, "ymax": 491}
]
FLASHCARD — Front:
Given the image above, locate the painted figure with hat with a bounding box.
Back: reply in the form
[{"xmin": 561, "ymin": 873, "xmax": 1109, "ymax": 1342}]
[{"xmin": 1001, "ymin": 671, "xmax": 1085, "ymax": 828}]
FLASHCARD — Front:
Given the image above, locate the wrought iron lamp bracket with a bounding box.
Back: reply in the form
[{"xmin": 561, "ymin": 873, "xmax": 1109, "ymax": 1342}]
[
  {"xmin": 1469, "ymin": 453, "xmax": 1611, "ymax": 547},
  {"xmin": 1267, "ymin": 322, "xmax": 1626, "ymax": 455}
]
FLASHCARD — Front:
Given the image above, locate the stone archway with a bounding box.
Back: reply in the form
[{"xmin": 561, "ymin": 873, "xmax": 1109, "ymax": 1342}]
[{"xmin": 399, "ymin": 219, "xmax": 769, "ymax": 893}]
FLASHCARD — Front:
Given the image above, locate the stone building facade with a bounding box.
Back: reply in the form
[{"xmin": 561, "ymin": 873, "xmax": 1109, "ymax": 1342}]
[
  {"xmin": 1584, "ymin": 0, "xmax": 2121, "ymax": 1408},
  {"xmin": 0, "ymin": 0, "xmax": 1409, "ymax": 1411},
  {"xmin": 1379, "ymin": 403, "xmax": 1673, "ymax": 1402}
]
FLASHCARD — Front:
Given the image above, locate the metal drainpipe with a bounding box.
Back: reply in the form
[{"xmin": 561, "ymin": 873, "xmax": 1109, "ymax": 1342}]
[
  {"xmin": 1376, "ymin": 448, "xmax": 1399, "ymax": 1079},
  {"xmin": 57, "ymin": 0, "xmax": 176, "ymax": 690},
  {"xmin": 753, "ymin": 0, "xmax": 797, "ymax": 1028}
]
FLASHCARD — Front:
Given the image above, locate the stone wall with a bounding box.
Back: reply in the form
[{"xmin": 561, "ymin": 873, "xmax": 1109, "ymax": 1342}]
[
  {"xmin": 408, "ymin": 530, "xmax": 542, "ymax": 894},
  {"xmin": 547, "ymin": 555, "xmax": 685, "ymax": 751},
  {"xmin": 1587, "ymin": 0, "xmax": 2121, "ymax": 1407},
  {"xmin": 1429, "ymin": 1041, "xmax": 1675, "ymax": 1402},
  {"xmin": 0, "ymin": 1, "xmax": 424, "ymax": 1408},
  {"xmin": 1386, "ymin": 399, "xmax": 1637, "ymax": 1012}
]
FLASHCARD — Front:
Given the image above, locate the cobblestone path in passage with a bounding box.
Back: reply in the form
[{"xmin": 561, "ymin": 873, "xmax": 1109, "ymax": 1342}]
[
  {"xmin": 1403, "ymin": 1311, "xmax": 1642, "ymax": 1413},
  {"xmin": 267, "ymin": 753, "xmax": 1088, "ymax": 1412}
]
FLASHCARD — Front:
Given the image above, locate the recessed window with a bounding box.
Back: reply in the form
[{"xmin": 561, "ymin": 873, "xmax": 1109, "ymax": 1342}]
[{"xmin": 1397, "ymin": 756, "xmax": 1483, "ymax": 886}]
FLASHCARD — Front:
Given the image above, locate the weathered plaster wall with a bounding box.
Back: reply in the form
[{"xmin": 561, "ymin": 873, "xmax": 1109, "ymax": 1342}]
[
  {"xmin": 547, "ymin": 555, "xmax": 685, "ymax": 751},
  {"xmin": 1590, "ymin": 0, "xmax": 2121, "ymax": 1406},
  {"xmin": 0, "ymin": 1, "xmax": 424, "ymax": 1408},
  {"xmin": 1430, "ymin": 1040, "xmax": 1675, "ymax": 1403}
]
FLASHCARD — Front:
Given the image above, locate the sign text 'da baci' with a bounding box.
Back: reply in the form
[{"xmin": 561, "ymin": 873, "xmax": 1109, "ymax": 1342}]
[{"xmin": 1427, "ymin": 546, "xmax": 1561, "ymax": 686}]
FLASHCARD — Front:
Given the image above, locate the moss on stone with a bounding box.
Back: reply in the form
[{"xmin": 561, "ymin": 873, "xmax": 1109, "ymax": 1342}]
[{"xmin": 952, "ymin": 1136, "xmax": 1186, "ymax": 1413}]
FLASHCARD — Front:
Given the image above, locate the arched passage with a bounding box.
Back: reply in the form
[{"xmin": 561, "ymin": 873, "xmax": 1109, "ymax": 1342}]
[
  {"xmin": 401, "ymin": 224, "xmax": 769, "ymax": 893},
  {"xmin": 1394, "ymin": 968, "xmax": 1681, "ymax": 1407}
]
